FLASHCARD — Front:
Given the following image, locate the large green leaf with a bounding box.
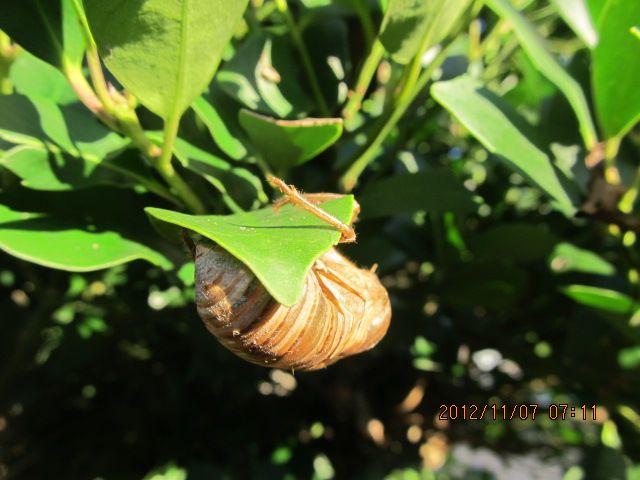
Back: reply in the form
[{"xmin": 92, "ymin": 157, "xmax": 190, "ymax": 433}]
[
  {"xmin": 238, "ymin": 109, "xmax": 343, "ymax": 172},
  {"xmin": 192, "ymin": 92, "xmax": 248, "ymax": 160},
  {"xmin": 591, "ymin": 0, "xmax": 640, "ymax": 139},
  {"xmin": 216, "ymin": 31, "xmax": 311, "ymax": 118},
  {"xmin": 485, "ymin": 0, "xmax": 598, "ymax": 149},
  {"xmin": 146, "ymin": 196, "xmax": 355, "ymax": 306},
  {"xmin": 0, "ymin": 94, "xmax": 73, "ymax": 149},
  {"xmin": 0, "ymin": 0, "xmax": 85, "ymax": 69},
  {"xmin": 0, "ymin": 187, "xmax": 172, "ymax": 271},
  {"xmin": 0, "ymin": 145, "xmax": 163, "ymax": 193},
  {"xmin": 10, "ymin": 51, "xmax": 78, "ymax": 104},
  {"xmin": 0, "ymin": 94, "xmax": 127, "ymax": 159},
  {"xmin": 379, "ymin": 0, "xmax": 472, "ymax": 64},
  {"xmin": 1, "ymin": 146, "xmax": 120, "ymax": 190},
  {"xmin": 358, "ymin": 171, "xmax": 475, "ymax": 219},
  {"xmin": 431, "ymin": 76, "xmax": 577, "ymax": 212},
  {"xmin": 561, "ymin": 285, "xmax": 636, "ymax": 314},
  {"xmin": 83, "ymin": 0, "xmax": 249, "ymax": 119}
]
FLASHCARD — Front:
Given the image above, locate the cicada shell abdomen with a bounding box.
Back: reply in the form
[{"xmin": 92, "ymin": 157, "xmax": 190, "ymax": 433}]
[{"xmin": 195, "ymin": 242, "xmax": 391, "ymax": 371}]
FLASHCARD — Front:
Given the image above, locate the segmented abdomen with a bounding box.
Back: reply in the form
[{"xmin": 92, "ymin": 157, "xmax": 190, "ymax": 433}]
[{"xmin": 195, "ymin": 243, "xmax": 391, "ymax": 371}]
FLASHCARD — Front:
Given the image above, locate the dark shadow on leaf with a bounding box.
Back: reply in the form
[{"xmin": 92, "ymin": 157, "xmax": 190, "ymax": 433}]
[{"xmin": 84, "ymin": 0, "xmax": 158, "ymax": 54}]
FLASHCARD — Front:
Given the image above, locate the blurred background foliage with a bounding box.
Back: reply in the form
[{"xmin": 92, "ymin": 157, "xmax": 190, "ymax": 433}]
[{"xmin": 0, "ymin": 0, "xmax": 640, "ymax": 478}]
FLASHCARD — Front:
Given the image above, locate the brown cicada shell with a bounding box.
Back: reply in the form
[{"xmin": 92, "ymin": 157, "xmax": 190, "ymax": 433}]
[{"xmin": 193, "ymin": 177, "xmax": 391, "ymax": 371}]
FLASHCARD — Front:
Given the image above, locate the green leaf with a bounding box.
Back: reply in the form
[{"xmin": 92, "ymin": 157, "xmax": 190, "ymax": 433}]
[
  {"xmin": 216, "ymin": 31, "xmax": 311, "ymax": 118},
  {"xmin": 0, "ymin": 0, "xmax": 85, "ymax": 69},
  {"xmin": 1, "ymin": 145, "xmax": 120, "ymax": 190},
  {"xmin": 171, "ymin": 137, "xmax": 267, "ymax": 212},
  {"xmin": 474, "ymin": 223, "xmax": 558, "ymax": 262},
  {"xmin": 379, "ymin": 0, "xmax": 472, "ymax": 64},
  {"xmin": 618, "ymin": 346, "xmax": 640, "ymax": 370},
  {"xmin": 146, "ymin": 196, "xmax": 355, "ymax": 306},
  {"xmin": 551, "ymin": 0, "xmax": 598, "ymax": 48},
  {"xmin": 10, "ymin": 51, "xmax": 78, "ymax": 104},
  {"xmin": 358, "ymin": 170, "xmax": 475, "ymax": 219},
  {"xmin": 83, "ymin": 0, "xmax": 249, "ymax": 119},
  {"xmin": 238, "ymin": 109, "xmax": 343, "ymax": 172},
  {"xmin": 549, "ymin": 242, "xmax": 615, "ymax": 275},
  {"xmin": 591, "ymin": 0, "xmax": 640, "ymax": 139},
  {"xmin": 0, "ymin": 145, "xmax": 161, "ymax": 193},
  {"xmin": 431, "ymin": 76, "xmax": 577, "ymax": 212},
  {"xmin": 192, "ymin": 93, "xmax": 248, "ymax": 160},
  {"xmin": 177, "ymin": 261, "xmax": 195, "ymax": 286},
  {"xmin": 0, "ymin": 94, "xmax": 128, "ymax": 159},
  {"xmin": 561, "ymin": 285, "xmax": 636, "ymax": 314},
  {"xmin": 0, "ymin": 93, "xmax": 73, "ymax": 149},
  {"xmin": 485, "ymin": 0, "xmax": 598, "ymax": 149},
  {"xmin": 0, "ymin": 187, "xmax": 172, "ymax": 272}
]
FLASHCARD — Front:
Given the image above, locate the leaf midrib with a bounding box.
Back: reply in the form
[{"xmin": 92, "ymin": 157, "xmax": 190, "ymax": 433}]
[{"xmin": 168, "ymin": 0, "xmax": 191, "ymax": 120}]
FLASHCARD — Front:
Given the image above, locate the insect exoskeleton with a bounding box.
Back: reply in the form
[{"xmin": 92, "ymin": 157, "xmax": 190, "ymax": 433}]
[
  {"xmin": 195, "ymin": 244, "xmax": 391, "ymax": 370},
  {"xmin": 193, "ymin": 177, "xmax": 391, "ymax": 371}
]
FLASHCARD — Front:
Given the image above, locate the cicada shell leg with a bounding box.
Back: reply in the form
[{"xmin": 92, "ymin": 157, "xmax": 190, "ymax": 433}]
[{"xmin": 267, "ymin": 175, "xmax": 358, "ymax": 243}]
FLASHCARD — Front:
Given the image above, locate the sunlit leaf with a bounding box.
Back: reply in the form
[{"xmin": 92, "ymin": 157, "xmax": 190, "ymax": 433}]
[
  {"xmin": 379, "ymin": 0, "xmax": 472, "ymax": 64},
  {"xmin": 549, "ymin": 242, "xmax": 615, "ymax": 275},
  {"xmin": 618, "ymin": 346, "xmax": 640, "ymax": 370},
  {"xmin": 216, "ymin": 31, "xmax": 311, "ymax": 118},
  {"xmin": 238, "ymin": 109, "xmax": 343, "ymax": 172},
  {"xmin": 146, "ymin": 196, "xmax": 355, "ymax": 306},
  {"xmin": 591, "ymin": 0, "xmax": 640, "ymax": 139},
  {"xmin": 431, "ymin": 76, "xmax": 577, "ymax": 212},
  {"xmin": 0, "ymin": 94, "xmax": 127, "ymax": 159},
  {"xmin": 9, "ymin": 51, "xmax": 77, "ymax": 104},
  {"xmin": 83, "ymin": 0, "xmax": 249, "ymax": 119},
  {"xmin": 0, "ymin": 187, "xmax": 172, "ymax": 271},
  {"xmin": 561, "ymin": 285, "xmax": 636, "ymax": 314},
  {"xmin": 192, "ymin": 92, "xmax": 248, "ymax": 160},
  {"xmin": 485, "ymin": 0, "xmax": 597, "ymax": 149},
  {"xmin": 171, "ymin": 137, "xmax": 267, "ymax": 212},
  {"xmin": 551, "ymin": 0, "xmax": 598, "ymax": 47}
]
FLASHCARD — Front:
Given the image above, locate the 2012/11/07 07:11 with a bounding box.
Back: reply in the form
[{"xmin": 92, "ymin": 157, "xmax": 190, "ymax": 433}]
[{"xmin": 438, "ymin": 404, "xmax": 598, "ymax": 421}]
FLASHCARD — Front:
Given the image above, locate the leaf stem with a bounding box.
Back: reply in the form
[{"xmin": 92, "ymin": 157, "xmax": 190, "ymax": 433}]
[
  {"xmin": 70, "ymin": 0, "xmax": 201, "ymax": 210},
  {"xmin": 342, "ymin": 40, "xmax": 385, "ymax": 120},
  {"xmin": 340, "ymin": 46, "xmax": 449, "ymax": 191},
  {"xmin": 158, "ymin": 113, "xmax": 207, "ymax": 214},
  {"xmin": 72, "ymin": 0, "xmax": 161, "ymax": 159},
  {"xmin": 275, "ymin": 0, "xmax": 330, "ymax": 117},
  {"xmin": 63, "ymin": 60, "xmax": 117, "ymax": 126}
]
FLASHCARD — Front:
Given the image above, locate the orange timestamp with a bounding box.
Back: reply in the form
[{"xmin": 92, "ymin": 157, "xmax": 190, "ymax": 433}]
[{"xmin": 438, "ymin": 404, "xmax": 598, "ymax": 421}]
